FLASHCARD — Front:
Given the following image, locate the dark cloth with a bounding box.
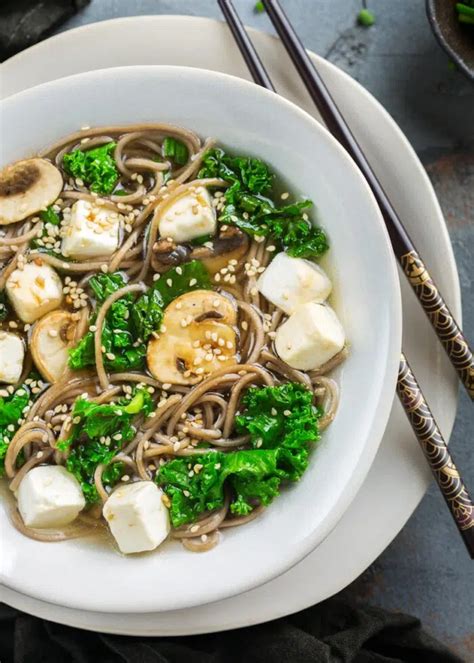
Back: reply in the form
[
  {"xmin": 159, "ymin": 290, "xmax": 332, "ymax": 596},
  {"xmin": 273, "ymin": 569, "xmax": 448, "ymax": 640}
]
[
  {"xmin": 0, "ymin": 0, "xmax": 90, "ymax": 61},
  {"xmin": 0, "ymin": 597, "xmax": 464, "ymax": 663}
]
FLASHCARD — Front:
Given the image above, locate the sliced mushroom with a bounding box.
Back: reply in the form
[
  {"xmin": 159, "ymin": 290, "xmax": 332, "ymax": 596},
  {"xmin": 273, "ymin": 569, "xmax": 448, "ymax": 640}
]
[
  {"xmin": 30, "ymin": 310, "xmax": 76, "ymax": 383},
  {"xmin": 192, "ymin": 226, "xmax": 249, "ymax": 275},
  {"xmin": 0, "ymin": 158, "xmax": 63, "ymax": 225},
  {"xmin": 147, "ymin": 290, "xmax": 237, "ymax": 385},
  {"xmin": 151, "ymin": 226, "xmax": 249, "ymax": 275}
]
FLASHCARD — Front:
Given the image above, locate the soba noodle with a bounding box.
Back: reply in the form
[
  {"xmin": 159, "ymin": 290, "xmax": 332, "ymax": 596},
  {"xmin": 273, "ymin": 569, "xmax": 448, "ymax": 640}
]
[{"xmin": 0, "ymin": 123, "xmax": 346, "ymax": 554}]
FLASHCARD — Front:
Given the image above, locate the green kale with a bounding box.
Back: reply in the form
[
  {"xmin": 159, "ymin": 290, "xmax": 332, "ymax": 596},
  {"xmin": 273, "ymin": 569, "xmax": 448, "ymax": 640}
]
[
  {"xmin": 69, "ymin": 262, "xmax": 211, "ymax": 370},
  {"xmin": 198, "ymin": 148, "xmax": 329, "ymax": 260},
  {"xmin": 162, "ymin": 137, "xmax": 189, "ymax": 166},
  {"xmin": 131, "ymin": 260, "xmax": 211, "ymax": 341},
  {"xmin": 68, "ymin": 272, "xmax": 146, "ymax": 372},
  {"xmin": 0, "ymin": 382, "xmax": 33, "ymax": 476},
  {"xmin": 0, "ymin": 291, "xmax": 9, "ymax": 321},
  {"xmin": 61, "ymin": 387, "xmax": 153, "ymax": 503},
  {"xmin": 63, "ymin": 142, "xmax": 119, "ymax": 195},
  {"xmin": 157, "ymin": 383, "xmax": 321, "ymax": 526}
]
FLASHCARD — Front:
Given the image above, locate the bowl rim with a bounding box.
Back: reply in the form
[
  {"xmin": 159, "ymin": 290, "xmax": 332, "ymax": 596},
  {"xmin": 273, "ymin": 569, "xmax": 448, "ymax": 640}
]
[
  {"xmin": 0, "ymin": 65, "xmax": 402, "ymax": 612},
  {"xmin": 426, "ymin": 0, "xmax": 474, "ymax": 82}
]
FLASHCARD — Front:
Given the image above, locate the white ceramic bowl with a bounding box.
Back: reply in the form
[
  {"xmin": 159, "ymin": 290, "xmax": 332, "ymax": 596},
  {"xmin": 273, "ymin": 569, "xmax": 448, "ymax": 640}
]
[{"xmin": 0, "ymin": 66, "xmax": 401, "ymax": 613}]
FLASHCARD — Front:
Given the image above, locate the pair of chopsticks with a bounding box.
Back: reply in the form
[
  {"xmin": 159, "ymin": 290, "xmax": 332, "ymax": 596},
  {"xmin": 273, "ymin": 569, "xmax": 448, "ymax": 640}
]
[{"xmin": 218, "ymin": 0, "xmax": 474, "ymax": 557}]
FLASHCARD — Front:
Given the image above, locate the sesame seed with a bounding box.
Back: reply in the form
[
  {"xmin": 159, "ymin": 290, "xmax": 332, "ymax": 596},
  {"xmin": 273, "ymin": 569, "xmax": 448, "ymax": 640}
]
[
  {"xmin": 241, "ymin": 321, "xmax": 248, "ymax": 331},
  {"xmin": 48, "ymin": 329, "xmax": 58, "ymax": 338},
  {"xmin": 266, "ymin": 245, "xmax": 276, "ymax": 252},
  {"xmin": 121, "ymin": 475, "xmax": 130, "ymax": 482},
  {"xmin": 283, "ymin": 410, "xmax": 291, "ymax": 417},
  {"xmin": 166, "ymin": 279, "xmax": 172, "ymax": 287},
  {"xmin": 153, "ymin": 273, "xmax": 161, "ymax": 281},
  {"xmin": 281, "ymin": 192, "xmax": 289, "ymax": 200},
  {"xmin": 256, "ymin": 439, "xmax": 263, "ymax": 448},
  {"xmin": 190, "ymin": 524, "xmax": 199, "ymax": 532},
  {"xmin": 162, "ymin": 383, "xmax": 171, "ymax": 390},
  {"xmin": 176, "ymin": 266, "xmax": 183, "ymax": 275},
  {"xmin": 189, "ymin": 278, "xmax": 197, "ymax": 286}
]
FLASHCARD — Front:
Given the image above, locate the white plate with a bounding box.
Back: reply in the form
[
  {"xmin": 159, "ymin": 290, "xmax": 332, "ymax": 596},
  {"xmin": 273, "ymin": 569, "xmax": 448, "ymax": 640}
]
[
  {"xmin": 0, "ymin": 16, "xmax": 460, "ymax": 634},
  {"xmin": 1, "ymin": 64, "xmax": 401, "ymax": 612}
]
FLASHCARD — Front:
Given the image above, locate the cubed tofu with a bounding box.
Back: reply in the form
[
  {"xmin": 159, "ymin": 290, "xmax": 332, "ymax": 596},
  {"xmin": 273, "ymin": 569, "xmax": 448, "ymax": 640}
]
[
  {"xmin": 158, "ymin": 186, "xmax": 216, "ymax": 243},
  {"xmin": 6, "ymin": 262, "xmax": 63, "ymax": 323},
  {"xmin": 257, "ymin": 252, "xmax": 332, "ymax": 315},
  {"xmin": 0, "ymin": 332, "xmax": 24, "ymax": 384},
  {"xmin": 103, "ymin": 481, "xmax": 170, "ymax": 554},
  {"xmin": 61, "ymin": 200, "xmax": 120, "ymax": 259},
  {"xmin": 17, "ymin": 465, "xmax": 85, "ymax": 528},
  {"xmin": 275, "ymin": 303, "xmax": 345, "ymax": 370}
]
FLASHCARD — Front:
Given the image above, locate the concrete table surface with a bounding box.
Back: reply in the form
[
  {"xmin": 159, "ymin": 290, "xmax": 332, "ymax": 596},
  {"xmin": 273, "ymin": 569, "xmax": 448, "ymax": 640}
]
[{"xmin": 51, "ymin": 0, "xmax": 473, "ymax": 658}]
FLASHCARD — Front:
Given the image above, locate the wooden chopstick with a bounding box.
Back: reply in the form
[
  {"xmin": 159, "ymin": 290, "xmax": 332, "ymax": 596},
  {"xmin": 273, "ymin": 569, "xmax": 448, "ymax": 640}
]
[
  {"xmin": 218, "ymin": 0, "xmax": 474, "ymax": 557},
  {"xmin": 259, "ymin": 0, "xmax": 474, "ymax": 402}
]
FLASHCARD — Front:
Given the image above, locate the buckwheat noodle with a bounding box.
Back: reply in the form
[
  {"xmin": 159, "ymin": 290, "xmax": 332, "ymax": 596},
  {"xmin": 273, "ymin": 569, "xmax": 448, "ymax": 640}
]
[{"xmin": 1, "ymin": 123, "xmax": 346, "ymax": 553}]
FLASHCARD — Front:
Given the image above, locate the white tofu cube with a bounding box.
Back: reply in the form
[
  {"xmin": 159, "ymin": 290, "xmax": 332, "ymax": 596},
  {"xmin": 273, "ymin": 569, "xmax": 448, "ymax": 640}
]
[
  {"xmin": 103, "ymin": 481, "xmax": 170, "ymax": 554},
  {"xmin": 257, "ymin": 252, "xmax": 332, "ymax": 315},
  {"xmin": 61, "ymin": 200, "xmax": 120, "ymax": 259},
  {"xmin": 0, "ymin": 332, "xmax": 24, "ymax": 384},
  {"xmin": 275, "ymin": 303, "xmax": 345, "ymax": 370},
  {"xmin": 158, "ymin": 186, "xmax": 216, "ymax": 243},
  {"xmin": 6, "ymin": 262, "xmax": 63, "ymax": 323},
  {"xmin": 17, "ymin": 465, "xmax": 86, "ymax": 528}
]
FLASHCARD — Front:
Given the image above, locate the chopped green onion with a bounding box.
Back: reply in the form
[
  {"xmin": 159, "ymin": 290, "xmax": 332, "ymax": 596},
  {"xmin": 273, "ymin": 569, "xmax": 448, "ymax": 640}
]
[
  {"xmin": 459, "ymin": 13, "xmax": 474, "ymax": 23},
  {"xmin": 254, "ymin": 1, "xmax": 265, "ymax": 13},
  {"xmin": 456, "ymin": 3, "xmax": 474, "ymax": 17},
  {"xmin": 357, "ymin": 9, "xmax": 375, "ymax": 27},
  {"xmin": 162, "ymin": 137, "xmax": 189, "ymax": 166}
]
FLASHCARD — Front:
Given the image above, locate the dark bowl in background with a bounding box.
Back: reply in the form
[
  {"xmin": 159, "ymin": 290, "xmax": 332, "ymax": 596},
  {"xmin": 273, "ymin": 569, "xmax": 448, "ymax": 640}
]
[{"xmin": 426, "ymin": 0, "xmax": 474, "ymax": 81}]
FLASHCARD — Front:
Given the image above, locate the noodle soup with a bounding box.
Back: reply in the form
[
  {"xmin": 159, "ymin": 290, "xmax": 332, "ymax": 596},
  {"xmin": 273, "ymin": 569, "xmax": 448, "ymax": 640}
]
[{"xmin": 0, "ymin": 124, "xmax": 347, "ymax": 555}]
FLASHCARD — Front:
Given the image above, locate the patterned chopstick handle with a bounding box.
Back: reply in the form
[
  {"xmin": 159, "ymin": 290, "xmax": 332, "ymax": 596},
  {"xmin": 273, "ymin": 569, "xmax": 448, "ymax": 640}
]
[
  {"xmin": 397, "ymin": 353, "xmax": 474, "ymax": 557},
  {"xmin": 400, "ymin": 251, "xmax": 474, "ymax": 400}
]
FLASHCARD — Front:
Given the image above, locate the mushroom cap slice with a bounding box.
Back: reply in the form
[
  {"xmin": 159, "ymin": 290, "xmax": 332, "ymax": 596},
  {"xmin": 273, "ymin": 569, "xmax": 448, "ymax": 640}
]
[
  {"xmin": 147, "ymin": 290, "xmax": 237, "ymax": 385},
  {"xmin": 30, "ymin": 310, "xmax": 76, "ymax": 383},
  {"xmin": 0, "ymin": 158, "xmax": 63, "ymax": 225}
]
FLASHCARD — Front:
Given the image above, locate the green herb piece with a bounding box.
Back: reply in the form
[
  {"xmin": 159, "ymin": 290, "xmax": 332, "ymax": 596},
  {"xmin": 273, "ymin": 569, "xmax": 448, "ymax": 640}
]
[
  {"xmin": 158, "ymin": 383, "xmax": 321, "ymax": 526},
  {"xmin": 458, "ymin": 12, "xmax": 474, "ymax": 23},
  {"xmin": 0, "ymin": 291, "xmax": 9, "ymax": 321},
  {"xmin": 61, "ymin": 387, "xmax": 153, "ymax": 503},
  {"xmin": 30, "ymin": 206, "xmax": 62, "ymax": 253},
  {"xmin": 357, "ymin": 9, "xmax": 375, "ymax": 26},
  {"xmin": 63, "ymin": 142, "xmax": 119, "ymax": 195},
  {"xmin": 456, "ymin": 3, "xmax": 474, "ymax": 18},
  {"xmin": 40, "ymin": 206, "xmax": 60, "ymax": 226},
  {"xmin": 162, "ymin": 137, "xmax": 189, "ymax": 166},
  {"xmin": 198, "ymin": 148, "xmax": 329, "ymax": 260},
  {"xmin": 0, "ymin": 381, "xmax": 34, "ymax": 477},
  {"xmin": 131, "ymin": 261, "xmax": 211, "ymax": 341},
  {"xmin": 190, "ymin": 234, "xmax": 214, "ymax": 246},
  {"xmin": 254, "ymin": 1, "xmax": 265, "ymax": 13}
]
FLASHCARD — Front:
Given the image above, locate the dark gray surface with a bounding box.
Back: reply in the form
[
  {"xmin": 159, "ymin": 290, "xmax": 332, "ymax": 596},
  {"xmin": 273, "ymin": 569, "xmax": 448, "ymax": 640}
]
[{"xmin": 56, "ymin": 1, "xmax": 474, "ymax": 659}]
